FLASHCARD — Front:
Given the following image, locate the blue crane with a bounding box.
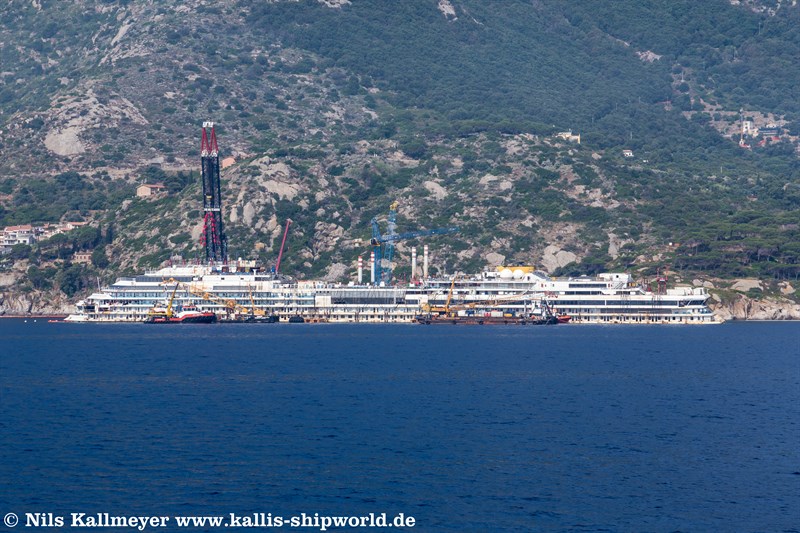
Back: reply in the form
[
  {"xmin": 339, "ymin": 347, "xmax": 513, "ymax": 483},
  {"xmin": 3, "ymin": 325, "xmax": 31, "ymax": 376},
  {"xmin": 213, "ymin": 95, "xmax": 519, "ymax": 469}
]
[{"xmin": 370, "ymin": 201, "xmax": 459, "ymax": 285}]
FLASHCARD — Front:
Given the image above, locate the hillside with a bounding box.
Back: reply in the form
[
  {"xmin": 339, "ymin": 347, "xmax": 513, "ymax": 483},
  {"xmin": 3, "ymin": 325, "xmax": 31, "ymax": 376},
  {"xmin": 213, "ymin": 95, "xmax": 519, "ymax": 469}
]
[{"xmin": 1, "ymin": 0, "xmax": 799, "ymax": 312}]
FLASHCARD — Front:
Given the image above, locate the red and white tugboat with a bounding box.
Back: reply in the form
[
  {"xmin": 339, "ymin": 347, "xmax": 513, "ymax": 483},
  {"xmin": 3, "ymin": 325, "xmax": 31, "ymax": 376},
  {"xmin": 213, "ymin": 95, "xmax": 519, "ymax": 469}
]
[{"xmin": 144, "ymin": 284, "xmax": 216, "ymax": 324}]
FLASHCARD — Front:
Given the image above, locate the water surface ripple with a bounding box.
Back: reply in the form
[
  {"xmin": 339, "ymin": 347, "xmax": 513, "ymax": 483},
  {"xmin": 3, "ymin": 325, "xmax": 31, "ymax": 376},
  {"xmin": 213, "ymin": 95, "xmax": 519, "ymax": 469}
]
[{"xmin": 1, "ymin": 321, "xmax": 798, "ymax": 531}]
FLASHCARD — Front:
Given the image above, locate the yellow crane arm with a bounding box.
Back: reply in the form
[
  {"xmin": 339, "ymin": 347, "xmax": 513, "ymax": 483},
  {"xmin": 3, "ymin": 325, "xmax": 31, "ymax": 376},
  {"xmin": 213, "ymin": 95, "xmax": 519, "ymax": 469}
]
[
  {"xmin": 247, "ymin": 284, "xmax": 265, "ymax": 316},
  {"xmin": 166, "ymin": 283, "xmax": 180, "ymax": 318},
  {"xmin": 164, "ymin": 278, "xmax": 247, "ymax": 314},
  {"xmin": 444, "ymin": 275, "xmax": 457, "ymax": 312},
  {"xmin": 423, "ymin": 275, "xmax": 459, "ymax": 315},
  {"xmin": 189, "ymin": 287, "xmax": 237, "ymax": 310}
]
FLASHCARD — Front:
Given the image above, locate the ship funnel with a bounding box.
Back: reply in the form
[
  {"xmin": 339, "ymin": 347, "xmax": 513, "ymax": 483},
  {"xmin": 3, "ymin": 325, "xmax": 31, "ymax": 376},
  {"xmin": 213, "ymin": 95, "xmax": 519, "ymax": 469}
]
[{"xmin": 370, "ymin": 251, "xmax": 375, "ymax": 284}]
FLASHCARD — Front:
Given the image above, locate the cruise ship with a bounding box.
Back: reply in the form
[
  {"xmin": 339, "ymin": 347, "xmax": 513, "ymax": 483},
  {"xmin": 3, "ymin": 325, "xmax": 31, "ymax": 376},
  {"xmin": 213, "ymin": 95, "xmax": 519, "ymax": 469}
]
[
  {"xmin": 64, "ymin": 125, "xmax": 720, "ymax": 325},
  {"xmin": 65, "ymin": 262, "xmax": 721, "ymax": 324}
]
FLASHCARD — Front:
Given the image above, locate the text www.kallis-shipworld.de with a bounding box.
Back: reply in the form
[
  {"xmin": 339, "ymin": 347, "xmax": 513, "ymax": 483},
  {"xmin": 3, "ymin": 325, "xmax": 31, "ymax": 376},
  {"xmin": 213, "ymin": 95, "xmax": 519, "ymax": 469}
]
[{"xmin": 9, "ymin": 512, "xmax": 416, "ymax": 531}]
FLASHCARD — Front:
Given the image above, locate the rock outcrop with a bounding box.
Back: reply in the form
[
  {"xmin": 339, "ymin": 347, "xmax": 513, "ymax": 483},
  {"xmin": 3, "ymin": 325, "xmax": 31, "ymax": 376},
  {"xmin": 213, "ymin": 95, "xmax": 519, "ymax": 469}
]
[
  {"xmin": 540, "ymin": 245, "xmax": 577, "ymax": 271},
  {"xmin": 711, "ymin": 294, "xmax": 800, "ymax": 321},
  {"xmin": 0, "ymin": 290, "xmax": 74, "ymax": 316}
]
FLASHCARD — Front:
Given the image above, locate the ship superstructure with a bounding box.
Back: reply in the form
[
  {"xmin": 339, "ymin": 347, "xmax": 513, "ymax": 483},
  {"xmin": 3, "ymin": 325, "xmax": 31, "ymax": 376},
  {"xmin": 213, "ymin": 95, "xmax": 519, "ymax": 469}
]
[{"xmin": 419, "ymin": 268, "xmax": 717, "ymax": 324}]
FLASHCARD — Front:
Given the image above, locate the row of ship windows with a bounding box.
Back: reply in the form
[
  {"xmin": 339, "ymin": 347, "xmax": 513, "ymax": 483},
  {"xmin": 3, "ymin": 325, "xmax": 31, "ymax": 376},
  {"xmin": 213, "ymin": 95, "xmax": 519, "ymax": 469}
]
[
  {"xmin": 425, "ymin": 300, "xmax": 706, "ymax": 308},
  {"xmin": 573, "ymin": 315, "xmax": 709, "ymax": 322},
  {"xmin": 111, "ymin": 292, "xmax": 314, "ymax": 299},
  {"xmin": 561, "ymin": 308, "xmax": 711, "ymax": 315},
  {"xmin": 105, "ymin": 294, "xmax": 706, "ymax": 307},
  {"xmin": 551, "ymin": 300, "xmax": 706, "ymax": 307}
]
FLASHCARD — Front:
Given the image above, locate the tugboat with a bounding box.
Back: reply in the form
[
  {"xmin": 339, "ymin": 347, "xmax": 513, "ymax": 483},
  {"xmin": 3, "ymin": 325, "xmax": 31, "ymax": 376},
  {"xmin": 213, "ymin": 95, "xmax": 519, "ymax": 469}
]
[
  {"xmin": 145, "ymin": 303, "xmax": 217, "ymax": 324},
  {"xmin": 144, "ymin": 284, "xmax": 216, "ymax": 324},
  {"xmin": 547, "ymin": 301, "xmax": 572, "ymax": 323}
]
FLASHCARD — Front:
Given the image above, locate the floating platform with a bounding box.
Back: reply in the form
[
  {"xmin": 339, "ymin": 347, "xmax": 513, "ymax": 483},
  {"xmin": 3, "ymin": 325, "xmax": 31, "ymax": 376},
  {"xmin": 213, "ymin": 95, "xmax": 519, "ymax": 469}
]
[{"xmin": 415, "ymin": 314, "xmax": 559, "ymax": 325}]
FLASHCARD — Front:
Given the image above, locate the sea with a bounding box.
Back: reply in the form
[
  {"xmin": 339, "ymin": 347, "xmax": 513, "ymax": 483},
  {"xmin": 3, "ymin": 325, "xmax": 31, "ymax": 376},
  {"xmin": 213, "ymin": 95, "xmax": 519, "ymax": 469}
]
[{"xmin": 1, "ymin": 320, "xmax": 798, "ymax": 532}]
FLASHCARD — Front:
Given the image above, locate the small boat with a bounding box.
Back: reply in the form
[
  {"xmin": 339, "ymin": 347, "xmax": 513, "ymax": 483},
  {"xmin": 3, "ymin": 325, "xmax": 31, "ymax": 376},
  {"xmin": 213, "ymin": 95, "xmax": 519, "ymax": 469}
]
[{"xmin": 287, "ymin": 315, "xmax": 305, "ymax": 323}]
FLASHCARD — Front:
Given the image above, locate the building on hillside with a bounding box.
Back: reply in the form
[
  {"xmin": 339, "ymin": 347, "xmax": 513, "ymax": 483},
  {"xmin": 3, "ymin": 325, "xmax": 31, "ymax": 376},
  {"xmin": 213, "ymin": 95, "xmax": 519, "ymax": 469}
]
[
  {"xmin": 1, "ymin": 225, "xmax": 35, "ymax": 245},
  {"xmin": 555, "ymin": 131, "xmax": 581, "ymax": 144},
  {"xmin": 136, "ymin": 183, "xmax": 167, "ymax": 198},
  {"xmin": 38, "ymin": 221, "xmax": 88, "ymax": 239},
  {"xmin": 622, "ymin": 149, "xmax": 634, "ymax": 158},
  {"xmin": 38, "ymin": 224, "xmax": 61, "ymax": 240},
  {"xmin": 0, "ymin": 221, "xmax": 91, "ymax": 253},
  {"xmin": 61, "ymin": 221, "xmax": 89, "ymax": 230},
  {"xmin": 1, "ymin": 225, "xmax": 36, "ymax": 253},
  {"xmin": 73, "ymin": 251, "xmax": 93, "ymax": 264}
]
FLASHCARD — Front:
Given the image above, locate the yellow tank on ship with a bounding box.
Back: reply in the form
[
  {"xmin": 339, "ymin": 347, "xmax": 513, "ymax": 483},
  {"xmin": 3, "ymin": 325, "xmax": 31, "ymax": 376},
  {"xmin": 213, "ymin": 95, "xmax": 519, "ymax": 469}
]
[{"xmin": 496, "ymin": 265, "xmax": 536, "ymax": 274}]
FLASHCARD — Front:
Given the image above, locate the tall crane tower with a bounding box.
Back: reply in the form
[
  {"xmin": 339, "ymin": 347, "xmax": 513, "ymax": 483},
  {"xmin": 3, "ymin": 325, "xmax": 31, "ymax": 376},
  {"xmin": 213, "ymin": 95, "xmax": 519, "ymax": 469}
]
[
  {"xmin": 199, "ymin": 122, "xmax": 228, "ymax": 263},
  {"xmin": 370, "ymin": 201, "xmax": 459, "ymax": 285}
]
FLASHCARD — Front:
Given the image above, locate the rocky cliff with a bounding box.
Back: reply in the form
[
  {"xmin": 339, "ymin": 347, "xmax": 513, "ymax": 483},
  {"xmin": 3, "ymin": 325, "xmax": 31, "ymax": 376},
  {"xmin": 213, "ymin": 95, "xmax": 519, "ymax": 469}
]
[
  {"xmin": 0, "ymin": 266, "xmax": 77, "ymax": 316},
  {"xmin": 710, "ymin": 295, "xmax": 800, "ymax": 321},
  {"xmin": 0, "ymin": 290, "xmax": 75, "ymax": 316}
]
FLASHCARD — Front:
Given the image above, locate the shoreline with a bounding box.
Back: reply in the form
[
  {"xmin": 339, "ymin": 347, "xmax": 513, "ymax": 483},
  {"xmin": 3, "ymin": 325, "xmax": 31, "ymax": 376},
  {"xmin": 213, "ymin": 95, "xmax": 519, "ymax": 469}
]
[{"xmin": 1, "ymin": 314, "xmax": 68, "ymax": 319}]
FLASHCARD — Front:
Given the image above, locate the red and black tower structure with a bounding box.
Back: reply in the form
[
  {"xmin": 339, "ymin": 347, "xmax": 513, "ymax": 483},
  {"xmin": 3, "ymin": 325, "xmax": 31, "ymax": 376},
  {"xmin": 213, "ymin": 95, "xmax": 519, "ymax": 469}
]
[{"xmin": 199, "ymin": 121, "xmax": 228, "ymax": 263}]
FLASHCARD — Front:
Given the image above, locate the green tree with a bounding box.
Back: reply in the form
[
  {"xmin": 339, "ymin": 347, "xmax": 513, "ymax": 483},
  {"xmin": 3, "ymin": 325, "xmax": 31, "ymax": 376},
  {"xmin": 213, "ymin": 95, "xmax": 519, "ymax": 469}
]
[
  {"xmin": 71, "ymin": 226, "xmax": 101, "ymax": 250},
  {"xmin": 56, "ymin": 264, "xmax": 89, "ymax": 297},
  {"xmin": 27, "ymin": 266, "xmax": 54, "ymax": 290},
  {"xmin": 91, "ymin": 246, "xmax": 109, "ymax": 269},
  {"xmin": 9, "ymin": 243, "xmax": 32, "ymax": 260}
]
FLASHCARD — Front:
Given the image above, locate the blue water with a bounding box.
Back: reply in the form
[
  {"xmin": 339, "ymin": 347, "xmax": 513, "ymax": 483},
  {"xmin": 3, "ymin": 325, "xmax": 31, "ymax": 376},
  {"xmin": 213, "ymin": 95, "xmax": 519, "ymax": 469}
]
[{"xmin": 1, "ymin": 321, "xmax": 798, "ymax": 531}]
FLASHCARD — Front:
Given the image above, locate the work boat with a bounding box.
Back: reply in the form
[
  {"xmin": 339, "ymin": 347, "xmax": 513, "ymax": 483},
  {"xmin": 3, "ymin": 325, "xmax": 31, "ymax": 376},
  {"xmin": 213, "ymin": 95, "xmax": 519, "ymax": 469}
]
[
  {"xmin": 145, "ymin": 303, "xmax": 217, "ymax": 324},
  {"xmin": 143, "ymin": 281, "xmax": 216, "ymax": 324},
  {"xmin": 144, "ymin": 303, "xmax": 217, "ymax": 324}
]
